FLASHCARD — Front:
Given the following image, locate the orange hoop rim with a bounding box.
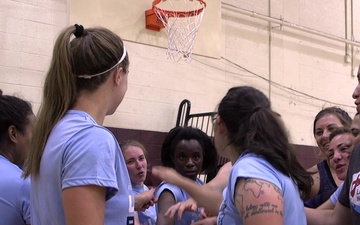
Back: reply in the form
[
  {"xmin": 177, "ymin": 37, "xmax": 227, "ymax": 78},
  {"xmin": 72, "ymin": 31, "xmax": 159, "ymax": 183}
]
[{"xmin": 152, "ymin": 0, "xmax": 206, "ymax": 18}]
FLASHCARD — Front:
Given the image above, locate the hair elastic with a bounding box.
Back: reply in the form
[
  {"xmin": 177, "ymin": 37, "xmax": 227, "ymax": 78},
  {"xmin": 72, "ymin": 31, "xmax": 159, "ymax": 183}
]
[
  {"xmin": 77, "ymin": 45, "xmax": 127, "ymax": 79},
  {"xmin": 251, "ymin": 106, "xmax": 262, "ymax": 114},
  {"xmin": 73, "ymin": 24, "xmax": 84, "ymax": 38}
]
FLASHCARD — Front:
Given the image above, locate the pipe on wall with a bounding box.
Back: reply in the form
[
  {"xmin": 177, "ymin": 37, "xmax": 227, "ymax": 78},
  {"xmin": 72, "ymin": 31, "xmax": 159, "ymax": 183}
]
[
  {"xmin": 345, "ymin": 0, "xmax": 349, "ymax": 61},
  {"xmin": 222, "ymin": 2, "xmax": 360, "ymax": 48},
  {"xmin": 351, "ymin": 0, "xmax": 356, "ymax": 77},
  {"xmin": 268, "ymin": 0, "xmax": 272, "ymax": 99}
]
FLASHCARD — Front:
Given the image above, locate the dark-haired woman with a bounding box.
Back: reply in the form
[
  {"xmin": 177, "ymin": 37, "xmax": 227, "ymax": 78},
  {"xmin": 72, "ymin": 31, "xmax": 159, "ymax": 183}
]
[
  {"xmin": 214, "ymin": 86, "xmax": 312, "ymax": 225},
  {"xmin": 305, "ymin": 107, "xmax": 352, "ymax": 208},
  {"xmin": 0, "ymin": 90, "xmax": 35, "ymax": 225}
]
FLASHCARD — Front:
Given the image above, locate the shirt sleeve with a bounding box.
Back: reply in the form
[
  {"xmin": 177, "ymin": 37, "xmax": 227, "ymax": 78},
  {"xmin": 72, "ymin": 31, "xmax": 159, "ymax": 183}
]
[
  {"xmin": 62, "ymin": 127, "xmax": 118, "ymax": 199},
  {"xmin": 155, "ymin": 182, "xmax": 176, "ymax": 200},
  {"xmin": 330, "ymin": 183, "xmax": 343, "ymax": 205},
  {"xmin": 18, "ymin": 177, "xmax": 31, "ymax": 224}
]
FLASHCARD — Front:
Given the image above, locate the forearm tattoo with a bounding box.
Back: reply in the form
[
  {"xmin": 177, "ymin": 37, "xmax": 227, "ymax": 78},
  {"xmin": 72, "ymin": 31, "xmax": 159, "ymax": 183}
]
[{"xmin": 235, "ymin": 178, "xmax": 283, "ymax": 219}]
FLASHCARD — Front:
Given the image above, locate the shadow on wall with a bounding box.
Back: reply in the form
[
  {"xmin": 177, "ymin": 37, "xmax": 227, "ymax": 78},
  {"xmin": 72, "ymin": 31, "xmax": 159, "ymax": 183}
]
[{"xmin": 108, "ymin": 127, "xmax": 324, "ymax": 186}]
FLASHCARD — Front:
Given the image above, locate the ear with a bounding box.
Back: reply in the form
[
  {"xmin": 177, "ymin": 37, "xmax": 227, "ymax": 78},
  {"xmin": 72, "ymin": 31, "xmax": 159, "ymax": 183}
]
[
  {"xmin": 113, "ymin": 67, "xmax": 123, "ymax": 86},
  {"xmin": 7, "ymin": 125, "xmax": 18, "ymax": 144},
  {"xmin": 216, "ymin": 116, "xmax": 228, "ymax": 135}
]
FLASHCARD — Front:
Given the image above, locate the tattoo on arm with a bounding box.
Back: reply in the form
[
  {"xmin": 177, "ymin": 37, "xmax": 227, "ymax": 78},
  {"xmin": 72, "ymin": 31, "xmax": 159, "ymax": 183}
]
[{"xmin": 235, "ymin": 178, "xmax": 284, "ymax": 220}]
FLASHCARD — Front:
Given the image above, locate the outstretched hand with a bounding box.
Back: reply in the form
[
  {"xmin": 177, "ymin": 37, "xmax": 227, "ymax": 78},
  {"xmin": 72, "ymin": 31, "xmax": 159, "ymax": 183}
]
[
  {"xmin": 164, "ymin": 198, "xmax": 199, "ymax": 220},
  {"xmin": 135, "ymin": 187, "xmax": 157, "ymax": 212},
  {"xmin": 152, "ymin": 166, "xmax": 183, "ymax": 186}
]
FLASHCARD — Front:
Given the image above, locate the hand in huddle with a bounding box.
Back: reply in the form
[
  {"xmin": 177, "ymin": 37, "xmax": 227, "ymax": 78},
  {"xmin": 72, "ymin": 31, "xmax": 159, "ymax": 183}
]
[{"xmin": 135, "ymin": 187, "xmax": 157, "ymax": 211}]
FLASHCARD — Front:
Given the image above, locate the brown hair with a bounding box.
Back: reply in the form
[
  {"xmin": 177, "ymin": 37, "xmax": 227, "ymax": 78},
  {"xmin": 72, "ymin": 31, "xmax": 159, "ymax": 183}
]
[
  {"xmin": 24, "ymin": 25, "xmax": 129, "ymax": 178},
  {"xmin": 120, "ymin": 140, "xmax": 148, "ymax": 158},
  {"xmin": 217, "ymin": 86, "xmax": 313, "ymax": 199}
]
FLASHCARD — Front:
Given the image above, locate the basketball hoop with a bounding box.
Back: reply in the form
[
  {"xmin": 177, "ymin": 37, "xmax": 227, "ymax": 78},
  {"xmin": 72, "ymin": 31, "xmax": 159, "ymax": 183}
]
[{"xmin": 145, "ymin": 0, "xmax": 206, "ymax": 62}]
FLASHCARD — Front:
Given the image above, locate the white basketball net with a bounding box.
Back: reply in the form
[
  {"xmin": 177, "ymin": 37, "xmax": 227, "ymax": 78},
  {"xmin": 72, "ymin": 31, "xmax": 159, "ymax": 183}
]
[{"xmin": 153, "ymin": 0, "xmax": 206, "ymax": 62}]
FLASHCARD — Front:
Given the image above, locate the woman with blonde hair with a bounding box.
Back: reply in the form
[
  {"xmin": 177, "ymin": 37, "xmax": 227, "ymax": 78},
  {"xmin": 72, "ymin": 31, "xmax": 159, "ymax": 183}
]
[
  {"xmin": 24, "ymin": 24, "xmax": 133, "ymax": 225},
  {"xmin": 120, "ymin": 140, "xmax": 157, "ymax": 225}
]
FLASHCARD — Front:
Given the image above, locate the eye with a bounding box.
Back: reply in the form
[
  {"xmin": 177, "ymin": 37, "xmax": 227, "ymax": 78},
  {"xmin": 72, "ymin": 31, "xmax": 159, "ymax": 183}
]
[
  {"xmin": 340, "ymin": 146, "xmax": 350, "ymax": 152},
  {"xmin": 193, "ymin": 155, "xmax": 201, "ymax": 161},
  {"xmin": 327, "ymin": 151, "xmax": 334, "ymax": 159},
  {"xmin": 328, "ymin": 127, "xmax": 336, "ymax": 132},
  {"xmin": 126, "ymin": 159, "xmax": 135, "ymax": 165},
  {"xmin": 352, "ymin": 128, "xmax": 360, "ymax": 137},
  {"xmin": 139, "ymin": 155, "xmax": 145, "ymax": 161},
  {"xmin": 315, "ymin": 130, "xmax": 323, "ymax": 136}
]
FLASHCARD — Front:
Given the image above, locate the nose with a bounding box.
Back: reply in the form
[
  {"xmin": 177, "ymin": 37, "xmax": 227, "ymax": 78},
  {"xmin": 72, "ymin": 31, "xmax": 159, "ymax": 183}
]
[
  {"xmin": 323, "ymin": 130, "xmax": 332, "ymax": 138},
  {"xmin": 186, "ymin": 158, "xmax": 195, "ymax": 167},
  {"xmin": 353, "ymin": 84, "xmax": 360, "ymax": 100},
  {"xmin": 332, "ymin": 150, "xmax": 342, "ymax": 162},
  {"xmin": 135, "ymin": 160, "xmax": 142, "ymax": 169}
]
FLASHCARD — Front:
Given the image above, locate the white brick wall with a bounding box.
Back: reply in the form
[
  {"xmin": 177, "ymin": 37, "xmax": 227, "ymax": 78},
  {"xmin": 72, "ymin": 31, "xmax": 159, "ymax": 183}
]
[
  {"xmin": 0, "ymin": 0, "xmax": 68, "ymax": 112},
  {"xmin": 1, "ymin": 0, "xmax": 359, "ymax": 146}
]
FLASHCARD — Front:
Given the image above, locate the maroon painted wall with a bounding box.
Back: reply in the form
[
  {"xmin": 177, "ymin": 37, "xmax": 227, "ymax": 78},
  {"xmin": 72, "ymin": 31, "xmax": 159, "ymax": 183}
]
[{"xmin": 108, "ymin": 127, "xmax": 324, "ymax": 185}]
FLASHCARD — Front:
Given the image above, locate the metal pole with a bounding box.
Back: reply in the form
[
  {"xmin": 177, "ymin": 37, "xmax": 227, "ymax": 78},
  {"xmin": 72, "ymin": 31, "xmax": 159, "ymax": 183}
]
[{"xmin": 222, "ymin": 2, "xmax": 360, "ymax": 48}]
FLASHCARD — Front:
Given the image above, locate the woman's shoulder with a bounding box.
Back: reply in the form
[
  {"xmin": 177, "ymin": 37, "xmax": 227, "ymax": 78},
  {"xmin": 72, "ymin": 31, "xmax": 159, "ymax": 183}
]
[
  {"xmin": 307, "ymin": 159, "xmax": 328, "ymax": 173},
  {"xmin": 307, "ymin": 164, "xmax": 319, "ymax": 173},
  {"xmin": 155, "ymin": 182, "xmax": 179, "ymax": 195}
]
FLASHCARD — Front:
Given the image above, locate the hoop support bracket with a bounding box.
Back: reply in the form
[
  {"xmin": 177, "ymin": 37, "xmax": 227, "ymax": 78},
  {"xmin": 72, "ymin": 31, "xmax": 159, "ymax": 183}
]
[
  {"xmin": 145, "ymin": 0, "xmax": 165, "ymax": 31},
  {"xmin": 145, "ymin": 8, "xmax": 165, "ymax": 31}
]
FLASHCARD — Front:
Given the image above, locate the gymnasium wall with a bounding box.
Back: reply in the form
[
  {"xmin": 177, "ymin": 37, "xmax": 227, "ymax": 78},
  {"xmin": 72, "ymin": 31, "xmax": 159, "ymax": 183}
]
[{"xmin": 1, "ymin": 0, "xmax": 360, "ymax": 167}]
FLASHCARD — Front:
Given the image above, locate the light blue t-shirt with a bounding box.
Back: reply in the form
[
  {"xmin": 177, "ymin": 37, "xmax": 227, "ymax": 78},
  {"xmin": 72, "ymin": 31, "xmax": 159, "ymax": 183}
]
[
  {"xmin": 133, "ymin": 185, "xmax": 157, "ymax": 225},
  {"xmin": 155, "ymin": 178, "xmax": 204, "ymax": 225},
  {"xmin": 330, "ymin": 182, "xmax": 343, "ymax": 205},
  {"xmin": 30, "ymin": 110, "xmax": 134, "ymax": 225},
  {"xmin": 0, "ymin": 156, "xmax": 31, "ymax": 225},
  {"xmin": 217, "ymin": 152, "xmax": 306, "ymax": 225}
]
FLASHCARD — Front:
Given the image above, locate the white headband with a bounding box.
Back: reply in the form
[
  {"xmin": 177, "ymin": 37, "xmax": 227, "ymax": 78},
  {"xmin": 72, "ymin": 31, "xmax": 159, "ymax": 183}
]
[{"xmin": 77, "ymin": 46, "xmax": 127, "ymax": 79}]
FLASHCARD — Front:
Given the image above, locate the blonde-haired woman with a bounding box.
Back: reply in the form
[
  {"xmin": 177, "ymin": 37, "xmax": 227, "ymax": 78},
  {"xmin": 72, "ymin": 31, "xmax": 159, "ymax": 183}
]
[{"xmin": 24, "ymin": 24, "xmax": 133, "ymax": 225}]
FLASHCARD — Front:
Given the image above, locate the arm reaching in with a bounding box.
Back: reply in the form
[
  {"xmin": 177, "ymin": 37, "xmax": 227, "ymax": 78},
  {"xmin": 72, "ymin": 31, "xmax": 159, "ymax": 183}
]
[
  {"xmin": 135, "ymin": 187, "xmax": 157, "ymax": 211},
  {"xmin": 165, "ymin": 198, "xmax": 199, "ymax": 220},
  {"xmin": 152, "ymin": 162, "xmax": 231, "ymax": 216},
  {"xmin": 317, "ymin": 199, "xmax": 335, "ymax": 210},
  {"xmin": 306, "ymin": 202, "xmax": 351, "ymax": 225}
]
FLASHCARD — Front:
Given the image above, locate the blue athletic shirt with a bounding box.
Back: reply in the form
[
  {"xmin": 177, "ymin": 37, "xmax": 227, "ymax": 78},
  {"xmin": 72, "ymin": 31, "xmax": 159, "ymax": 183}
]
[
  {"xmin": 330, "ymin": 183, "xmax": 343, "ymax": 205},
  {"xmin": 155, "ymin": 178, "xmax": 204, "ymax": 225},
  {"xmin": 133, "ymin": 185, "xmax": 157, "ymax": 225},
  {"xmin": 0, "ymin": 155, "xmax": 31, "ymax": 225},
  {"xmin": 30, "ymin": 110, "xmax": 134, "ymax": 225},
  {"xmin": 217, "ymin": 152, "xmax": 306, "ymax": 225}
]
